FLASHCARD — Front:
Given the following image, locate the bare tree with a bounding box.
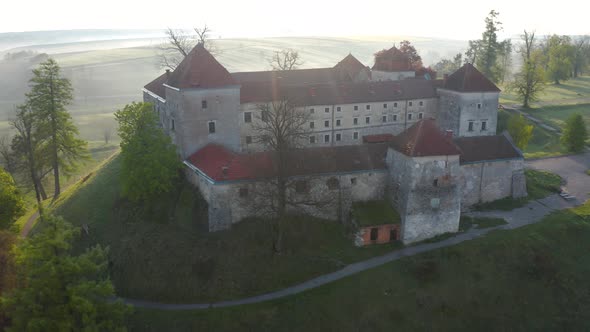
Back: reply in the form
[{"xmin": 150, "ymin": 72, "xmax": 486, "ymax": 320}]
[
  {"xmin": 249, "ymin": 99, "xmax": 335, "ymax": 252},
  {"xmin": 103, "ymin": 126, "xmax": 113, "ymax": 145},
  {"xmin": 269, "ymin": 49, "xmax": 303, "ymax": 71},
  {"xmin": 157, "ymin": 25, "xmax": 219, "ymax": 70},
  {"xmin": 0, "ymin": 136, "xmax": 17, "ymax": 175}
]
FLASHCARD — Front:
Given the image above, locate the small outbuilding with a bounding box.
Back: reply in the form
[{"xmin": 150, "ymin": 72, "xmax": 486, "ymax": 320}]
[{"xmin": 352, "ymin": 200, "xmax": 401, "ymax": 247}]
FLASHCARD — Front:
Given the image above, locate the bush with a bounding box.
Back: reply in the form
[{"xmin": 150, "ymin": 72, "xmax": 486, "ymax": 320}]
[{"xmin": 561, "ymin": 113, "xmax": 588, "ymax": 153}]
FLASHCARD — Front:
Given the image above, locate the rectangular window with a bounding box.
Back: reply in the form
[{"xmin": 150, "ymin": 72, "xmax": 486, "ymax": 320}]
[
  {"xmin": 393, "ymin": 114, "xmax": 398, "ymax": 122},
  {"xmin": 354, "ymin": 105, "xmax": 359, "ymax": 111},
  {"xmin": 324, "ymin": 134, "xmax": 330, "ymax": 143},
  {"xmin": 336, "ymin": 106, "xmax": 341, "ymax": 112},
  {"xmin": 309, "ymin": 136, "xmax": 316, "ymax": 144},
  {"xmin": 382, "ymin": 115, "xmax": 387, "ymax": 123},
  {"xmin": 468, "ymin": 121, "xmax": 474, "ymax": 132},
  {"xmin": 477, "ymin": 103, "xmax": 482, "ymax": 109},
  {"xmin": 244, "ymin": 112, "xmax": 252, "ymax": 123},
  {"xmin": 310, "ymin": 121, "xmax": 315, "ymax": 129},
  {"xmin": 394, "ymin": 102, "xmax": 398, "ymax": 107},
  {"xmin": 239, "ymin": 188, "xmax": 248, "ymax": 198},
  {"xmin": 408, "ymin": 113, "xmax": 413, "ymax": 120},
  {"xmin": 383, "ymin": 103, "xmax": 387, "ymax": 108},
  {"xmin": 202, "ymin": 100, "xmax": 208, "ymax": 109},
  {"xmin": 353, "ymin": 131, "xmax": 359, "ymax": 140},
  {"xmin": 366, "ymin": 104, "xmax": 371, "ymax": 110},
  {"xmin": 208, "ymin": 121, "xmax": 216, "ymax": 134},
  {"xmin": 324, "ymin": 120, "xmax": 330, "ymax": 128},
  {"xmin": 365, "ymin": 116, "xmax": 370, "ymax": 124},
  {"xmin": 481, "ymin": 121, "xmax": 487, "ymax": 131},
  {"xmin": 409, "ymin": 101, "xmax": 413, "ymax": 107},
  {"xmin": 336, "ymin": 133, "xmax": 341, "ymax": 141},
  {"xmin": 171, "ymin": 119, "xmax": 175, "ymax": 131},
  {"xmin": 353, "ymin": 117, "xmax": 358, "ymax": 125},
  {"xmin": 336, "ymin": 119, "xmax": 341, "ymax": 127},
  {"xmin": 261, "ymin": 111, "xmax": 269, "ymax": 122},
  {"xmin": 370, "ymin": 228, "xmax": 378, "ymax": 241},
  {"xmin": 419, "ymin": 101, "xmax": 424, "ymax": 106},
  {"xmin": 309, "ymin": 108, "xmax": 315, "ymax": 114},
  {"xmin": 418, "ymin": 112, "xmax": 423, "ymax": 119},
  {"xmin": 246, "ymin": 136, "xmax": 252, "ymax": 144},
  {"xmin": 325, "ymin": 107, "xmax": 330, "ymax": 113}
]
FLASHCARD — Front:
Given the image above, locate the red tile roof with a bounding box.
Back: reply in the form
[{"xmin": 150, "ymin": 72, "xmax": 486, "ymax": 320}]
[
  {"xmin": 167, "ymin": 43, "xmax": 237, "ymax": 89},
  {"xmin": 390, "ymin": 119, "xmax": 461, "ymax": 157},
  {"xmin": 144, "ymin": 72, "xmax": 168, "ymax": 99},
  {"xmin": 443, "ymin": 63, "xmax": 500, "ymax": 92},
  {"xmin": 186, "ymin": 143, "xmax": 388, "ymax": 182},
  {"xmin": 239, "ymin": 79, "xmax": 437, "ymax": 105},
  {"xmin": 363, "ymin": 134, "xmax": 395, "ymax": 144}
]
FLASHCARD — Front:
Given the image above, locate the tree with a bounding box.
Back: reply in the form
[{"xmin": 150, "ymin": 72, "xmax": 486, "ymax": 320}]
[
  {"xmin": 466, "ymin": 10, "xmax": 510, "ymax": 83},
  {"xmin": 510, "ymin": 30, "xmax": 545, "ymax": 108},
  {"xmin": 0, "ymin": 230, "xmax": 17, "ymax": 330},
  {"xmin": 0, "ymin": 136, "xmax": 18, "ymax": 176},
  {"xmin": 0, "ymin": 168, "xmax": 25, "ymax": 229},
  {"xmin": 561, "ymin": 113, "xmax": 588, "ymax": 153},
  {"xmin": 10, "ymin": 105, "xmax": 48, "ymax": 206},
  {"xmin": 544, "ymin": 35, "xmax": 574, "ymax": 84},
  {"xmin": 114, "ymin": 102, "xmax": 181, "ymax": 201},
  {"xmin": 398, "ymin": 40, "xmax": 423, "ymax": 70},
  {"xmin": 433, "ymin": 53, "xmax": 463, "ymax": 75},
  {"xmin": 1, "ymin": 215, "xmax": 129, "ymax": 331},
  {"xmin": 157, "ymin": 25, "xmax": 218, "ymax": 70},
  {"xmin": 507, "ymin": 114, "xmax": 534, "ymax": 150},
  {"xmin": 269, "ymin": 49, "xmax": 303, "ymax": 71},
  {"xmin": 27, "ymin": 58, "xmax": 88, "ymax": 199},
  {"xmin": 496, "ymin": 39, "xmax": 513, "ymax": 84},
  {"xmin": 571, "ymin": 36, "xmax": 590, "ymax": 77},
  {"xmin": 251, "ymin": 99, "xmax": 309, "ymax": 252}
]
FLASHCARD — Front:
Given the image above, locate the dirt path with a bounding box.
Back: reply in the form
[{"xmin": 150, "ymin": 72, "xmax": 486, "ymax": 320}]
[{"xmin": 20, "ymin": 211, "xmax": 39, "ymax": 238}]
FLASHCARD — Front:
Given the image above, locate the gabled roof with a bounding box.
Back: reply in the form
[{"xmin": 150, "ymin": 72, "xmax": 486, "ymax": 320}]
[
  {"xmin": 333, "ymin": 54, "xmax": 368, "ymax": 79},
  {"xmin": 443, "ymin": 63, "xmax": 500, "ymax": 92},
  {"xmin": 144, "ymin": 72, "xmax": 168, "ymax": 99},
  {"xmin": 186, "ymin": 143, "xmax": 388, "ymax": 182},
  {"xmin": 232, "ymin": 68, "xmax": 339, "ymax": 86},
  {"xmin": 167, "ymin": 43, "xmax": 237, "ymax": 89},
  {"xmin": 390, "ymin": 119, "xmax": 461, "ymax": 157},
  {"xmin": 453, "ymin": 135, "xmax": 523, "ymax": 163}
]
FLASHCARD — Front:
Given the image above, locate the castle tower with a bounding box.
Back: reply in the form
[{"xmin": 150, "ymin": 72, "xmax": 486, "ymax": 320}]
[
  {"xmin": 436, "ymin": 63, "xmax": 501, "ymax": 137},
  {"xmin": 387, "ymin": 119, "xmax": 462, "ymax": 244}
]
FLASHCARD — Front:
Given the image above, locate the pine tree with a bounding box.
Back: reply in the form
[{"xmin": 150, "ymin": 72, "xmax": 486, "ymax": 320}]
[
  {"xmin": 27, "ymin": 58, "xmax": 88, "ymax": 199},
  {"xmin": 1, "ymin": 215, "xmax": 130, "ymax": 331},
  {"xmin": 561, "ymin": 113, "xmax": 588, "ymax": 152}
]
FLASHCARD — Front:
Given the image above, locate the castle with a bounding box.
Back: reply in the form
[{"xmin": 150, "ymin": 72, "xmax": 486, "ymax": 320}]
[{"xmin": 143, "ymin": 43, "xmax": 527, "ymax": 244}]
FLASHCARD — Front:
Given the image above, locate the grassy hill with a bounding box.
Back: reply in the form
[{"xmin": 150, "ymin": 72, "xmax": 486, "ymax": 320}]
[{"xmin": 128, "ymin": 200, "xmax": 590, "ymax": 331}]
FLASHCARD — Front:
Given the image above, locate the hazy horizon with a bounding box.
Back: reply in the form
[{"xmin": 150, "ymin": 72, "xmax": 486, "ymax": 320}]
[{"xmin": 3, "ymin": 0, "xmax": 589, "ymax": 40}]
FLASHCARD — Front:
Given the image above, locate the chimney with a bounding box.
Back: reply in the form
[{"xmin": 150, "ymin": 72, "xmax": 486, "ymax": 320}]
[
  {"xmin": 165, "ymin": 69, "xmax": 170, "ymax": 78},
  {"xmin": 445, "ymin": 129, "xmax": 454, "ymax": 139}
]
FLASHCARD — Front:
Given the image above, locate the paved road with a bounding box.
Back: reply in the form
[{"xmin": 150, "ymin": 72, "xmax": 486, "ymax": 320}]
[{"xmin": 122, "ymin": 153, "xmax": 590, "ymax": 310}]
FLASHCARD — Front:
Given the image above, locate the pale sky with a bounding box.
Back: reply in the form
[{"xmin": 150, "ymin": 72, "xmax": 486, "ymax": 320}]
[{"xmin": 3, "ymin": 0, "xmax": 589, "ymax": 39}]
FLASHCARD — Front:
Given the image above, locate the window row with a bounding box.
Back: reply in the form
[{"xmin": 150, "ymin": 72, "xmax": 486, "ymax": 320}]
[
  {"xmin": 308, "ymin": 112, "xmax": 424, "ymax": 128},
  {"xmin": 307, "ymin": 101, "xmax": 425, "ymax": 114},
  {"xmin": 467, "ymin": 120, "xmax": 488, "ymax": 132},
  {"xmin": 309, "ymin": 132, "xmax": 360, "ymax": 144}
]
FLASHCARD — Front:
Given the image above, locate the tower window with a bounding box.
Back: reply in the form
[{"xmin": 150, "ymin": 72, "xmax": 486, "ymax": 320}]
[
  {"xmin": 477, "ymin": 103, "xmax": 482, "ymax": 109},
  {"xmin": 208, "ymin": 121, "xmax": 216, "ymax": 134},
  {"xmin": 202, "ymin": 100, "xmax": 208, "ymax": 109},
  {"xmin": 468, "ymin": 121, "xmax": 474, "ymax": 132},
  {"xmin": 481, "ymin": 121, "xmax": 487, "ymax": 131},
  {"xmin": 171, "ymin": 119, "xmax": 175, "ymax": 131}
]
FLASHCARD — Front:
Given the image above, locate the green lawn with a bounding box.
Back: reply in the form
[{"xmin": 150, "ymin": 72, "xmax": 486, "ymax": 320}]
[
  {"xmin": 500, "ymin": 76, "xmax": 590, "ymax": 106},
  {"xmin": 524, "ymin": 103, "xmax": 590, "ymax": 131},
  {"xmin": 50, "ymin": 155, "xmax": 398, "ymax": 303},
  {"xmin": 474, "ymin": 169, "xmax": 562, "ymax": 211},
  {"xmin": 127, "ymin": 200, "xmax": 590, "ymax": 331}
]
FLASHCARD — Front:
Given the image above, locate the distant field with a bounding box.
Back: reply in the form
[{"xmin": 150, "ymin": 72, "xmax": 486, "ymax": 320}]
[{"xmin": 500, "ymin": 76, "xmax": 590, "ymax": 106}]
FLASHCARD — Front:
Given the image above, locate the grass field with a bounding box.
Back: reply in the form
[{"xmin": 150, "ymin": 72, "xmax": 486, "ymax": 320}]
[
  {"xmin": 524, "ymin": 103, "xmax": 590, "ymax": 130},
  {"xmin": 500, "ymin": 76, "xmax": 590, "ymax": 106},
  {"xmin": 127, "ymin": 200, "xmax": 590, "ymax": 331},
  {"xmin": 50, "ymin": 155, "xmax": 399, "ymax": 303}
]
